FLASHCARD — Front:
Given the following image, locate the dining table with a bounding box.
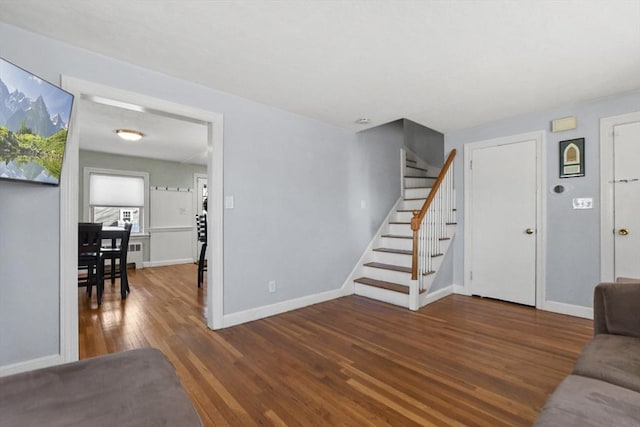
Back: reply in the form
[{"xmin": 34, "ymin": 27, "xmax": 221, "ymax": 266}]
[{"xmin": 101, "ymin": 225, "xmax": 130, "ymax": 299}]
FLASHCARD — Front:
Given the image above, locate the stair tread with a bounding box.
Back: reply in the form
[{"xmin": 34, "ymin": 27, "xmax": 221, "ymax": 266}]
[
  {"xmin": 389, "ymin": 221, "xmax": 410, "ymax": 224},
  {"xmin": 373, "ymin": 248, "xmax": 413, "ymax": 255},
  {"xmin": 404, "ymin": 197, "xmax": 426, "ymax": 201},
  {"xmin": 354, "ymin": 277, "xmax": 409, "ymax": 294},
  {"xmin": 363, "ymin": 262, "xmax": 412, "ymax": 273},
  {"xmin": 406, "ymin": 159, "xmax": 417, "ymax": 164},
  {"xmin": 405, "ymin": 175, "xmax": 439, "ymax": 179},
  {"xmin": 405, "ymin": 186, "xmax": 432, "ymax": 190},
  {"xmin": 381, "ymin": 234, "xmax": 413, "ymax": 239}
]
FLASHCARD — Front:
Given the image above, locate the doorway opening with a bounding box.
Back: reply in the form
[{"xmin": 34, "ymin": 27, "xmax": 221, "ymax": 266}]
[{"xmin": 59, "ymin": 77, "xmax": 223, "ymax": 362}]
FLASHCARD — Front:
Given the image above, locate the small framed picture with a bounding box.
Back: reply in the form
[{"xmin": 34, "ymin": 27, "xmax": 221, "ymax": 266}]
[{"xmin": 559, "ymin": 138, "xmax": 585, "ymax": 178}]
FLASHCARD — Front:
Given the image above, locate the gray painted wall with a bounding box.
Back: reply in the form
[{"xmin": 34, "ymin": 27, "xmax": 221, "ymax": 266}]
[
  {"xmin": 0, "ymin": 181, "xmax": 60, "ymax": 366},
  {"xmin": 0, "ymin": 23, "xmax": 402, "ymax": 367},
  {"xmin": 446, "ymin": 89, "xmax": 640, "ymax": 308},
  {"xmin": 403, "ymin": 119, "xmax": 445, "ymax": 166}
]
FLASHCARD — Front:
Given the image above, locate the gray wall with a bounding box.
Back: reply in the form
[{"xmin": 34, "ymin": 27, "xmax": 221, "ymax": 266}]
[
  {"xmin": 446, "ymin": 89, "xmax": 640, "ymax": 308},
  {"xmin": 403, "ymin": 119, "xmax": 445, "ymax": 166},
  {"xmin": 0, "ymin": 23, "xmax": 402, "ymax": 367},
  {"xmin": 0, "ymin": 181, "xmax": 60, "ymax": 365}
]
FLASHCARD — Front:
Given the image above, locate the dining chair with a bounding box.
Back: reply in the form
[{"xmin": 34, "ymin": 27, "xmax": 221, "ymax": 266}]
[
  {"xmin": 196, "ymin": 214, "xmax": 207, "ymax": 288},
  {"xmin": 78, "ymin": 222, "xmax": 104, "ymax": 305},
  {"xmin": 101, "ymin": 222, "xmax": 133, "ymax": 299}
]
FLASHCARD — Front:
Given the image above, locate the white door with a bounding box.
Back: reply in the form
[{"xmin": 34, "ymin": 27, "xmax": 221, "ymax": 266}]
[
  {"xmin": 613, "ymin": 121, "xmax": 640, "ymax": 278},
  {"xmin": 468, "ymin": 138, "xmax": 538, "ymax": 306}
]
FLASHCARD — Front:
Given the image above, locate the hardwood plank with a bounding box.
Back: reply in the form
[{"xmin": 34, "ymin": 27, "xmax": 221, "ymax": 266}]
[{"xmin": 79, "ymin": 264, "xmax": 592, "ymax": 426}]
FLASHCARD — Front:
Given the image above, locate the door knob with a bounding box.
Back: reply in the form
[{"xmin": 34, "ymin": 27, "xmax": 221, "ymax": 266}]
[
  {"xmin": 525, "ymin": 228, "xmax": 534, "ymax": 235},
  {"xmin": 619, "ymin": 228, "xmax": 629, "ymax": 236}
]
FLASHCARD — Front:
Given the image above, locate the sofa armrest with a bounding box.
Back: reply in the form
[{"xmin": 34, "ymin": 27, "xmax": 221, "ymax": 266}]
[{"xmin": 593, "ymin": 281, "xmax": 640, "ymax": 337}]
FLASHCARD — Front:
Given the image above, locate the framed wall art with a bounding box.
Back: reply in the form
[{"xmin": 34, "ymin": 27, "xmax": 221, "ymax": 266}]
[{"xmin": 559, "ymin": 137, "xmax": 585, "ymax": 178}]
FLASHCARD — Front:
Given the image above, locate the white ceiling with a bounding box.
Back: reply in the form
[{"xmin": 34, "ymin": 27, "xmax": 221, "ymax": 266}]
[
  {"xmin": 78, "ymin": 97, "xmax": 208, "ymax": 165},
  {"xmin": 1, "ymin": 0, "xmax": 639, "ymax": 138}
]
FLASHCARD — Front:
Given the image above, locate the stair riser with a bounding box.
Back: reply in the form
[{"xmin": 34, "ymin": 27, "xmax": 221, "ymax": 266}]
[
  {"xmin": 371, "ymin": 251, "xmax": 412, "ymax": 268},
  {"xmin": 354, "ymin": 283, "xmax": 410, "ymax": 308},
  {"xmin": 405, "ymin": 166, "xmax": 431, "ymax": 177},
  {"xmin": 400, "ymin": 199, "xmax": 426, "ymax": 210},
  {"xmin": 362, "ymin": 266, "xmax": 412, "ymax": 285},
  {"xmin": 405, "ymin": 177, "xmax": 435, "ymax": 188},
  {"xmin": 378, "ymin": 236, "xmax": 413, "ymax": 250},
  {"xmin": 387, "ymin": 223, "xmax": 412, "ymax": 236},
  {"xmin": 392, "ymin": 211, "xmax": 415, "ymax": 222},
  {"xmin": 404, "ymin": 187, "xmax": 431, "ymax": 199}
]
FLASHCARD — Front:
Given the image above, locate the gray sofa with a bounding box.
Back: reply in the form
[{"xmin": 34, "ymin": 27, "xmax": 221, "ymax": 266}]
[
  {"xmin": 0, "ymin": 348, "xmax": 202, "ymax": 427},
  {"xmin": 534, "ymin": 281, "xmax": 640, "ymax": 426}
]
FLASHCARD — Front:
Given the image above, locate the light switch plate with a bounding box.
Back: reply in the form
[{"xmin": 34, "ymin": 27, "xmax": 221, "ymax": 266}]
[
  {"xmin": 572, "ymin": 197, "xmax": 593, "ymax": 209},
  {"xmin": 225, "ymin": 195, "xmax": 234, "ymax": 209}
]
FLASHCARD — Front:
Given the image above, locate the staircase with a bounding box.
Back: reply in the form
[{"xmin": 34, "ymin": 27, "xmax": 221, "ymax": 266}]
[{"xmin": 353, "ymin": 149, "xmax": 456, "ymax": 310}]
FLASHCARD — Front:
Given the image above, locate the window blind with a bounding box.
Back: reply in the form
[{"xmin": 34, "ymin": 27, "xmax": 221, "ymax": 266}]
[{"xmin": 89, "ymin": 174, "xmax": 144, "ymax": 207}]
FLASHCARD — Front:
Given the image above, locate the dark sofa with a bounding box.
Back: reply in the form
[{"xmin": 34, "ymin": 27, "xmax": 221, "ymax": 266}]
[
  {"xmin": 534, "ymin": 281, "xmax": 640, "ymax": 426},
  {"xmin": 0, "ymin": 348, "xmax": 202, "ymax": 427}
]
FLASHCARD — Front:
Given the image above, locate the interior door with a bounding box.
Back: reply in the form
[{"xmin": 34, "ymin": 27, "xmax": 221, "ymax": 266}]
[
  {"xmin": 614, "ymin": 121, "xmax": 640, "ymax": 278},
  {"xmin": 469, "ymin": 138, "xmax": 537, "ymax": 306}
]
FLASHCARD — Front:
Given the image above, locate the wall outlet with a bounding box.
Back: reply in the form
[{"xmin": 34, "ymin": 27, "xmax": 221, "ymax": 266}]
[
  {"xmin": 360, "ymin": 199, "xmax": 367, "ymax": 209},
  {"xmin": 268, "ymin": 280, "xmax": 276, "ymax": 293}
]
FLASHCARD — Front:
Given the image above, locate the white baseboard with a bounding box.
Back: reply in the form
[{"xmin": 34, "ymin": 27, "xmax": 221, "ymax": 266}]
[
  {"xmin": 542, "ymin": 300, "xmax": 593, "ymax": 319},
  {"xmin": 0, "ymin": 353, "xmax": 63, "ymax": 378},
  {"xmin": 143, "ymin": 258, "xmax": 194, "ymax": 268},
  {"xmin": 223, "ymin": 287, "xmax": 352, "ymax": 328},
  {"xmin": 452, "ymin": 284, "xmax": 469, "ymax": 295},
  {"xmin": 420, "ymin": 285, "xmax": 454, "ymax": 306}
]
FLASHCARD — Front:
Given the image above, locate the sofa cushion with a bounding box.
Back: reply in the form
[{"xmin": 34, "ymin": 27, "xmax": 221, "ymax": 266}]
[
  {"xmin": 534, "ymin": 375, "xmax": 640, "ymax": 427},
  {"xmin": 602, "ymin": 282, "xmax": 640, "ymax": 337},
  {"xmin": 573, "ymin": 334, "xmax": 640, "ymax": 394},
  {"xmin": 0, "ymin": 348, "xmax": 202, "ymax": 427}
]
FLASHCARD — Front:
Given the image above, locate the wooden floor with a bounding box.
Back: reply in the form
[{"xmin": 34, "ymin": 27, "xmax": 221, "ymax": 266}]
[{"xmin": 79, "ymin": 264, "xmax": 593, "ymax": 426}]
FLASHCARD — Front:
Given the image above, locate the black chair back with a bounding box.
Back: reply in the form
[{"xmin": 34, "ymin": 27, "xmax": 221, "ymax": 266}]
[
  {"xmin": 78, "ymin": 223, "xmax": 102, "ymax": 257},
  {"xmin": 196, "ymin": 214, "xmax": 207, "ymax": 244},
  {"xmin": 78, "ymin": 222, "xmax": 104, "ymax": 304}
]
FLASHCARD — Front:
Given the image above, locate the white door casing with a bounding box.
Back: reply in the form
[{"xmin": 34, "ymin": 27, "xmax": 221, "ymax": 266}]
[
  {"xmin": 60, "ymin": 76, "xmax": 224, "ymax": 364},
  {"xmin": 601, "ymin": 112, "xmax": 640, "ymax": 281},
  {"xmin": 464, "ymin": 131, "xmax": 545, "ymax": 308}
]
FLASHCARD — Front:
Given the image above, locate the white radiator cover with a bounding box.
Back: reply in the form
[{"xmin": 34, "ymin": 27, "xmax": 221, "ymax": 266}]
[{"xmin": 127, "ymin": 241, "xmax": 144, "ymax": 269}]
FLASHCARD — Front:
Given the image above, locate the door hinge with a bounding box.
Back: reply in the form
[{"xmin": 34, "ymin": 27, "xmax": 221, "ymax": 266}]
[
  {"xmin": 470, "ymin": 271, "xmax": 473, "ymax": 280},
  {"xmin": 470, "ymin": 160, "xmax": 473, "ymax": 170}
]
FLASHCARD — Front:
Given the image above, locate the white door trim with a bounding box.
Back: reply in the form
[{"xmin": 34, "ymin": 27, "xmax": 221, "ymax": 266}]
[
  {"xmin": 600, "ymin": 111, "xmax": 640, "ymax": 282},
  {"xmin": 463, "ymin": 130, "xmax": 546, "ymax": 309},
  {"xmin": 60, "ymin": 76, "xmax": 224, "ymax": 363}
]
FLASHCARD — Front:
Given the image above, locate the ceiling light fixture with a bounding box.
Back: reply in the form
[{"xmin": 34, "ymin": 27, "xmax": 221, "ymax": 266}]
[
  {"xmin": 115, "ymin": 129, "xmax": 144, "ymax": 141},
  {"xmin": 356, "ymin": 118, "xmax": 370, "ymax": 125}
]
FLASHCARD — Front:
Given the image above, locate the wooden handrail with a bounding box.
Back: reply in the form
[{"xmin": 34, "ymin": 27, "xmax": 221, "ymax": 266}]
[{"xmin": 410, "ymin": 149, "xmax": 457, "ymax": 279}]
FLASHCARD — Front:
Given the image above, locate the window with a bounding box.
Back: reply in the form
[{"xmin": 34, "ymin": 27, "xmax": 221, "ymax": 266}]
[{"xmin": 85, "ymin": 169, "xmax": 149, "ymax": 234}]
